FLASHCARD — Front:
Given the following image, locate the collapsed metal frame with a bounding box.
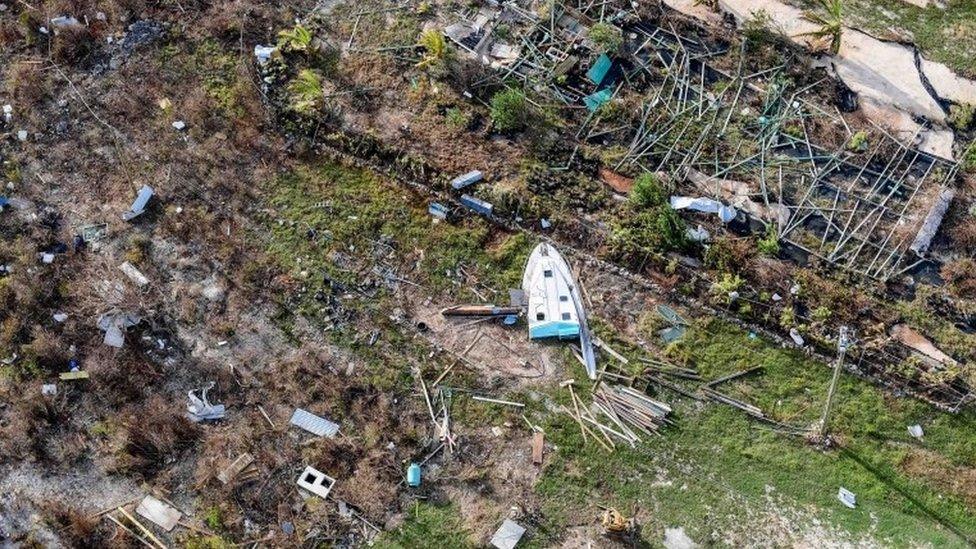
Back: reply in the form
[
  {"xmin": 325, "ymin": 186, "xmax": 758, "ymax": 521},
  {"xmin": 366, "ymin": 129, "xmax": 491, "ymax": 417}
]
[
  {"xmin": 441, "ymin": 1, "xmax": 971, "ymax": 409},
  {"xmin": 569, "ymin": 20, "xmax": 959, "ymax": 283}
]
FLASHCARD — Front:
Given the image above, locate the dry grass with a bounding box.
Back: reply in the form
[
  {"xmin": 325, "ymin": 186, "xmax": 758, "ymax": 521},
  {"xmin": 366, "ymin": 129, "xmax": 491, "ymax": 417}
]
[{"xmin": 109, "ymin": 395, "xmax": 201, "ymax": 479}]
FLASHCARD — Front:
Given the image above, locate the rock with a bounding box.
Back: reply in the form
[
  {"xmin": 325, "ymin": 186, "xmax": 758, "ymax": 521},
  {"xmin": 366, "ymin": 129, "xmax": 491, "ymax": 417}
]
[
  {"xmin": 920, "ymin": 58, "xmax": 976, "ymax": 106},
  {"xmin": 202, "ymin": 284, "xmax": 226, "ymax": 302},
  {"xmin": 664, "ymin": 527, "xmax": 698, "ymax": 549}
]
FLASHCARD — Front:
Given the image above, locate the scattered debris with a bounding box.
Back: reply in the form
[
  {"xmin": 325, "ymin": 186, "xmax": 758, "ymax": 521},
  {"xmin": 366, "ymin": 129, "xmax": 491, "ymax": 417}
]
[
  {"xmin": 122, "ymin": 185, "xmax": 154, "ymax": 221},
  {"xmin": 186, "ymin": 382, "xmax": 225, "ymax": 422},
  {"xmin": 450, "ymin": 170, "xmax": 483, "ymax": 190},
  {"xmin": 59, "ymin": 370, "xmax": 89, "ymax": 381},
  {"xmin": 218, "ymin": 453, "xmax": 259, "ymax": 485},
  {"xmin": 601, "ymin": 507, "xmax": 634, "ymax": 536},
  {"xmin": 459, "ymin": 193, "xmax": 493, "ymax": 216},
  {"xmin": 789, "ymin": 328, "xmax": 805, "ymax": 346},
  {"xmin": 669, "ymin": 196, "xmax": 737, "ymax": 223},
  {"xmin": 119, "ymin": 261, "xmax": 150, "ymax": 287},
  {"xmin": 289, "ymin": 408, "xmax": 339, "ymax": 437},
  {"xmin": 908, "ymin": 424, "xmax": 924, "ymax": 438},
  {"xmin": 890, "ymin": 324, "xmax": 957, "ymax": 367},
  {"xmin": 910, "ymin": 187, "xmax": 955, "ymax": 256},
  {"xmin": 97, "ymin": 311, "xmax": 141, "ymax": 348},
  {"xmin": 406, "ymin": 463, "xmax": 421, "ymax": 487},
  {"xmin": 490, "ymin": 518, "xmax": 526, "ymax": 549},
  {"xmin": 172, "ymin": 120, "xmax": 186, "ymax": 130},
  {"xmin": 253, "ymin": 44, "xmax": 276, "ymax": 64},
  {"xmin": 297, "ymin": 466, "xmax": 336, "ymax": 499},
  {"xmin": 441, "ymin": 304, "xmax": 522, "ymax": 317},
  {"xmin": 41, "ymin": 384, "xmax": 57, "ymax": 396},
  {"xmin": 472, "ymin": 395, "xmax": 525, "ymax": 408},
  {"xmin": 135, "ymin": 495, "xmax": 182, "ymax": 532},
  {"xmin": 593, "ymin": 384, "xmax": 672, "ymax": 444},
  {"xmin": 429, "ymin": 202, "xmax": 449, "ymax": 220},
  {"xmin": 531, "ymin": 431, "xmax": 544, "ymax": 465},
  {"xmin": 837, "ymin": 487, "xmax": 857, "ymax": 509}
]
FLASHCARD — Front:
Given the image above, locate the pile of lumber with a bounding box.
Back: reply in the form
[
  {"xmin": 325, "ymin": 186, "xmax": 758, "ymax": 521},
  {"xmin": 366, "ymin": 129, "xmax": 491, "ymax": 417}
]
[{"xmin": 592, "ymin": 385, "xmax": 672, "ymax": 445}]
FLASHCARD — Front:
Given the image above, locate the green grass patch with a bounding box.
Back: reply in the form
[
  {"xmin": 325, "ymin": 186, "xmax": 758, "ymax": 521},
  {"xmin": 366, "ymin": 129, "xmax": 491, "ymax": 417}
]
[
  {"xmin": 374, "ymin": 502, "xmax": 473, "ymax": 548},
  {"xmin": 536, "ymin": 319, "xmax": 976, "ymax": 546}
]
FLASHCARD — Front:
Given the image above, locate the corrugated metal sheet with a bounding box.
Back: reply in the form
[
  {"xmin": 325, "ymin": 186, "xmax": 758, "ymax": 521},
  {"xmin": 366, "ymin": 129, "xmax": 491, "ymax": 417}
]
[{"xmin": 290, "ymin": 408, "xmax": 339, "ymax": 437}]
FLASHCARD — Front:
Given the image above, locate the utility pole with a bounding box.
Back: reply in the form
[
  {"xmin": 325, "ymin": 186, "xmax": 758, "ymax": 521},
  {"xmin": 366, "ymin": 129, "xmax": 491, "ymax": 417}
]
[{"xmin": 818, "ymin": 325, "xmax": 853, "ymax": 442}]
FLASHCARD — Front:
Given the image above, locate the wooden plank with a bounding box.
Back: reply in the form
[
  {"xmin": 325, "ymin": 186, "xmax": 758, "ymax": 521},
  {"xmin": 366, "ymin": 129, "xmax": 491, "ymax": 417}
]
[
  {"xmin": 217, "ymin": 453, "xmax": 255, "ymax": 485},
  {"xmin": 135, "ymin": 495, "xmax": 182, "ymax": 532},
  {"xmin": 531, "ymin": 432, "xmax": 544, "ymax": 465}
]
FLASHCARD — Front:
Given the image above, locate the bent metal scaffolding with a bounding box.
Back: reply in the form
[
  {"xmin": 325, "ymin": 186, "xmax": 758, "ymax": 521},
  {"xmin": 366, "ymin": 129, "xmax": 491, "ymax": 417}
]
[
  {"xmin": 443, "ymin": 0, "xmax": 971, "ymax": 410},
  {"xmin": 447, "ymin": 0, "xmax": 958, "ymax": 283}
]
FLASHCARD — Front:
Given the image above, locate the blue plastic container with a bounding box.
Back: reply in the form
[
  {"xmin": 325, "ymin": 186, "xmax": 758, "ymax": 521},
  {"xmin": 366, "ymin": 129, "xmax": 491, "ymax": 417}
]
[{"xmin": 407, "ymin": 463, "xmax": 421, "ymax": 487}]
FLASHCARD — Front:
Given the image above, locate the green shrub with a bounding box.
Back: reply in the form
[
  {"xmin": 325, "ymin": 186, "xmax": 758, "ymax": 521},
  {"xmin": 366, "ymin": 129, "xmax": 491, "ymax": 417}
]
[
  {"xmin": 490, "ymin": 88, "xmax": 529, "ymax": 132},
  {"xmin": 589, "ymin": 22, "xmax": 623, "ymax": 53},
  {"xmin": 445, "ymin": 107, "xmax": 469, "ymax": 128},
  {"xmin": 278, "ymin": 24, "xmax": 313, "ymax": 53},
  {"xmin": 847, "ymin": 130, "xmax": 868, "ymax": 152},
  {"xmin": 417, "ymin": 29, "xmax": 448, "ymax": 69},
  {"xmin": 757, "ymin": 225, "xmax": 780, "ymax": 256},
  {"xmin": 949, "ymin": 103, "xmax": 975, "ymax": 131},
  {"xmin": 963, "ymin": 142, "xmax": 976, "ymax": 173},
  {"xmin": 287, "ymin": 69, "xmax": 324, "ymax": 115},
  {"xmin": 629, "ymin": 172, "xmax": 667, "ymax": 208}
]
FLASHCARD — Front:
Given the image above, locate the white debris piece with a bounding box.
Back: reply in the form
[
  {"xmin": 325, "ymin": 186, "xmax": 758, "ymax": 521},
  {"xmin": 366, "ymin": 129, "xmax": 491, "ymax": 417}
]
[
  {"xmin": 122, "ymin": 185, "xmax": 154, "ymax": 221},
  {"xmin": 789, "ymin": 328, "xmax": 804, "ymax": 346},
  {"xmin": 669, "ymin": 196, "xmax": 737, "ymax": 223},
  {"xmin": 119, "ymin": 261, "xmax": 149, "ymax": 287},
  {"xmin": 253, "ymin": 44, "xmax": 276, "ymax": 64},
  {"xmin": 49, "ymin": 16, "xmax": 81, "ymax": 29},
  {"xmin": 490, "ymin": 519, "xmax": 526, "ymax": 549},
  {"xmin": 908, "ymin": 424, "xmax": 924, "ymax": 438},
  {"xmin": 97, "ymin": 312, "xmax": 141, "ymax": 348},
  {"xmin": 41, "ymin": 384, "xmax": 57, "ymax": 396},
  {"xmin": 40, "ymin": 253, "xmax": 54, "ymax": 264},
  {"xmin": 838, "ymin": 487, "xmax": 856, "ymax": 509},
  {"xmin": 135, "ymin": 495, "xmax": 182, "ymax": 532},
  {"xmin": 289, "ymin": 408, "xmax": 339, "ymax": 437},
  {"xmin": 17, "ymin": 130, "xmax": 27, "ymax": 141},
  {"xmin": 53, "ymin": 313, "xmax": 68, "ymax": 322},
  {"xmin": 186, "ymin": 381, "xmax": 225, "ymax": 422},
  {"xmin": 172, "ymin": 120, "xmax": 186, "ymax": 130},
  {"xmin": 296, "ymin": 466, "xmax": 335, "ymax": 499}
]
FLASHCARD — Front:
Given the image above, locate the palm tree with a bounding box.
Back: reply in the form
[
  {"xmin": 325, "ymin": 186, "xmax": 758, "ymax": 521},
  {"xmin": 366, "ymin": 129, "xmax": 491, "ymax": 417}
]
[
  {"xmin": 417, "ymin": 29, "xmax": 447, "ymax": 69},
  {"xmin": 801, "ymin": 0, "xmax": 843, "ymax": 55}
]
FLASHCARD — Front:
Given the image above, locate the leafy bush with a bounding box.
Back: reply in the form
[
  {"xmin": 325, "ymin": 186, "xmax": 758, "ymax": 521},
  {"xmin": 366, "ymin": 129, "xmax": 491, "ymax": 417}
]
[
  {"xmin": 589, "ymin": 22, "xmax": 623, "ymax": 53},
  {"xmin": 847, "ymin": 130, "xmax": 868, "ymax": 152},
  {"xmin": 629, "ymin": 172, "xmax": 667, "ymax": 208},
  {"xmin": 417, "ymin": 29, "xmax": 448, "ymax": 69},
  {"xmin": 711, "ymin": 273, "xmax": 744, "ymax": 305},
  {"xmin": 278, "ymin": 24, "xmax": 313, "ymax": 53},
  {"xmin": 801, "ymin": 0, "xmax": 843, "ymax": 54},
  {"xmin": 949, "ymin": 103, "xmax": 975, "ymax": 131},
  {"xmin": 287, "ymin": 69, "xmax": 324, "ymax": 115},
  {"xmin": 757, "ymin": 225, "xmax": 780, "ymax": 256},
  {"xmin": 610, "ymin": 173, "xmax": 688, "ymax": 266},
  {"xmin": 445, "ymin": 107, "xmax": 469, "ymax": 129},
  {"xmin": 490, "ymin": 88, "xmax": 529, "ymax": 132}
]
